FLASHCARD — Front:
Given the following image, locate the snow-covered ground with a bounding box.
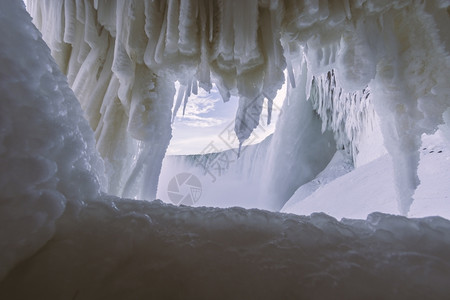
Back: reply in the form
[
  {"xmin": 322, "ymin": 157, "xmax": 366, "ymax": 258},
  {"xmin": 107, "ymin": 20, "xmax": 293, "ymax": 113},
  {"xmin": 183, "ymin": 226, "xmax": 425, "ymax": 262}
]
[{"xmin": 2, "ymin": 196, "xmax": 450, "ymax": 299}]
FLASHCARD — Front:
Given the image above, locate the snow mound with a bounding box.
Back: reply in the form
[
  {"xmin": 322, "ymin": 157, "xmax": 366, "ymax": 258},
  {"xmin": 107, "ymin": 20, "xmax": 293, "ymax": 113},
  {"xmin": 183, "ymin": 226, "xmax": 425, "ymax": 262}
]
[
  {"xmin": 1, "ymin": 198, "xmax": 450, "ymax": 299},
  {"xmin": 0, "ymin": 0, "xmax": 104, "ymax": 280}
]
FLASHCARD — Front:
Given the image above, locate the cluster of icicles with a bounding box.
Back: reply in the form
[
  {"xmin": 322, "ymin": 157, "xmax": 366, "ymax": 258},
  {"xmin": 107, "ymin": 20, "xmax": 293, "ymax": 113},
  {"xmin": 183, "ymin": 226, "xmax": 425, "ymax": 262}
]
[
  {"xmin": 309, "ymin": 70, "xmax": 375, "ymax": 162},
  {"xmin": 27, "ymin": 0, "xmax": 450, "ymax": 214}
]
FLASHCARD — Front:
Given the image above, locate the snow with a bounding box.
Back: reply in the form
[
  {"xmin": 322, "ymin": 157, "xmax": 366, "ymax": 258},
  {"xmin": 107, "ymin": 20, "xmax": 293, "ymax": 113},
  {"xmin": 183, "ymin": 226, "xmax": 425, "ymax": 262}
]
[
  {"xmin": 0, "ymin": 0, "xmax": 104, "ymax": 280},
  {"xmin": 410, "ymin": 131, "xmax": 450, "ymax": 218},
  {"xmin": 2, "ymin": 197, "xmax": 450, "ymax": 299},
  {"xmin": 1, "ymin": 0, "xmax": 450, "ymax": 297},
  {"xmin": 282, "ymin": 130, "xmax": 450, "ymax": 220}
]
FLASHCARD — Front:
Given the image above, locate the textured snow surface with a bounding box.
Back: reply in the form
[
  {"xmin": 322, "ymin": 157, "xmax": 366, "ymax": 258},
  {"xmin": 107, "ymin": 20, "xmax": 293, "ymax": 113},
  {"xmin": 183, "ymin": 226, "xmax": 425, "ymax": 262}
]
[
  {"xmin": 0, "ymin": 0, "xmax": 104, "ymax": 280},
  {"xmin": 1, "ymin": 197, "xmax": 450, "ymax": 299}
]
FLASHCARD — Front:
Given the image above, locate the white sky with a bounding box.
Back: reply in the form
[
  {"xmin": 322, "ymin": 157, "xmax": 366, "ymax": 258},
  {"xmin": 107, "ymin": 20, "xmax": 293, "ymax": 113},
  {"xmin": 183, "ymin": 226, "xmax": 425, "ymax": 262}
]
[{"xmin": 167, "ymin": 80, "xmax": 287, "ymax": 155}]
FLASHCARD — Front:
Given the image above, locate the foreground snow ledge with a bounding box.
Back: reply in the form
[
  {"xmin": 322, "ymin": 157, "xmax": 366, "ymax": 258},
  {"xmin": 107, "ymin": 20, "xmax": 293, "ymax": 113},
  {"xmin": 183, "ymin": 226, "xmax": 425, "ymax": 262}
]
[{"xmin": 1, "ymin": 197, "xmax": 450, "ymax": 299}]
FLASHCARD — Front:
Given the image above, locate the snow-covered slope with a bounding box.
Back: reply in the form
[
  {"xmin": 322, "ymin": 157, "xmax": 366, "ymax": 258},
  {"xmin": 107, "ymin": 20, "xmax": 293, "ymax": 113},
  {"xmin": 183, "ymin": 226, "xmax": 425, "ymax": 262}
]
[{"xmin": 282, "ymin": 130, "xmax": 450, "ymax": 220}]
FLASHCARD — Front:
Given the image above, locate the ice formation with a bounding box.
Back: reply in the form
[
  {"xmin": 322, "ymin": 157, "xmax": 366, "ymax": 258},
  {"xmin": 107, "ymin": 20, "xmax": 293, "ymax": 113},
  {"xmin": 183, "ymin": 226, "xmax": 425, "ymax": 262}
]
[
  {"xmin": 0, "ymin": 0, "xmax": 104, "ymax": 280},
  {"xmin": 26, "ymin": 0, "xmax": 450, "ymax": 215},
  {"xmin": 1, "ymin": 1, "xmax": 450, "ymax": 297}
]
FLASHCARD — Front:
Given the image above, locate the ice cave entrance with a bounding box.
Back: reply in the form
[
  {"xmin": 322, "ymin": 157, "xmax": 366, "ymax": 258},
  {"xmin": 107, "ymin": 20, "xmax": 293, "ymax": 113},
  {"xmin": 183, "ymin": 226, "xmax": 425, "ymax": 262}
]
[
  {"xmin": 24, "ymin": 0, "xmax": 450, "ymax": 218},
  {"xmin": 168, "ymin": 81, "xmax": 285, "ymax": 156},
  {"xmin": 158, "ymin": 80, "xmax": 287, "ymax": 208}
]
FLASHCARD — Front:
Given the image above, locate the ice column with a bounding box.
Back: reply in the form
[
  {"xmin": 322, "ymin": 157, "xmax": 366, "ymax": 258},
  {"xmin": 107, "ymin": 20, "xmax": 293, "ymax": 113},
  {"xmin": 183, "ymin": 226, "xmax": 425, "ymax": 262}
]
[{"xmin": 370, "ymin": 7, "xmax": 450, "ymax": 215}]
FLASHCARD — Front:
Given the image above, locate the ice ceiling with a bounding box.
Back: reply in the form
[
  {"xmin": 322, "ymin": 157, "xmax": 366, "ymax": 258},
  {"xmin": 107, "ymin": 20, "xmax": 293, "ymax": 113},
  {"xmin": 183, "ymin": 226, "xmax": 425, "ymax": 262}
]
[{"xmin": 26, "ymin": 0, "xmax": 450, "ymax": 214}]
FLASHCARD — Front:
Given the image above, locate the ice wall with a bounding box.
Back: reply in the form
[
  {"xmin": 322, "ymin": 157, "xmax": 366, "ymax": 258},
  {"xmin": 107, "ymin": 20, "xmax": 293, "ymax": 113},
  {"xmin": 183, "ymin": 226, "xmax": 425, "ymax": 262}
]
[
  {"xmin": 0, "ymin": 0, "xmax": 104, "ymax": 280},
  {"xmin": 27, "ymin": 0, "xmax": 450, "ymax": 214},
  {"xmin": 26, "ymin": 0, "xmax": 176, "ymax": 200},
  {"xmin": 308, "ymin": 70, "xmax": 376, "ymax": 163},
  {"xmin": 260, "ymin": 54, "xmax": 336, "ymax": 210}
]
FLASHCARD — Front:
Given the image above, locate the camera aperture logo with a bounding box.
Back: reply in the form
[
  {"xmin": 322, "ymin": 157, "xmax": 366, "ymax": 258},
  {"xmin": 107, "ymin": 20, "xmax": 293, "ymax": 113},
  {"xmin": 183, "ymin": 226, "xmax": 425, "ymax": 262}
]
[{"xmin": 167, "ymin": 173, "xmax": 202, "ymax": 206}]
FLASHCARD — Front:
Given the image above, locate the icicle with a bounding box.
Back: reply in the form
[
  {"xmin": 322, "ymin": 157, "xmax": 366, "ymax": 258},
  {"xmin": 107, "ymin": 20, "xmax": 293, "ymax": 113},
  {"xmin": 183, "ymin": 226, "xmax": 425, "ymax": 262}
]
[
  {"xmin": 209, "ymin": 0, "xmax": 214, "ymax": 43},
  {"xmin": 165, "ymin": 0, "xmax": 180, "ymax": 54},
  {"xmin": 192, "ymin": 79, "xmax": 198, "ymax": 95},
  {"xmin": 234, "ymin": 95, "xmax": 264, "ymax": 146},
  {"xmin": 197, "ymin": 0, "xmax": 212, "ymax": 92},
  {"xmin": 215, "ymin": 0, "xmax": 234, "ymax": 65},
  {"xmin": 269, "ymin": 0, "xmax": 278, "ymax": 10},
  {"xmin": 172, "ymin": 84, "xmax": 186, "ymax": 123},
  {"xmin": 126, "ymin": 0, "xmax": 147, "ymax": 64},
  {"xmin": 237, "ymin": 142, "xmax": 242, "ymax": 158},
  {"xmin": 154, "ymin": 5, "xmax": 168, "ymax": 65},
  {"xmin": 182, "ymin": 78, "xmax": 192, "ymax": 115},
  {"xmin": 305, "ymin": 0, "xmax": 319, "ymax": 14},
  {"xmin": 233, "ymin": 0, "xmax": 259, "ymax": 64},
  {"xmin": 96, "ymin": 0, "xmax": 117, "ymax": 36},
  {"xmin": 287, "ymin": 59, "xmax": 296, "ymax": 89},
  {"xmin": 178, "ymin": 0, "xmax": 199, "ymax": 55},
  {"xmin": 84, "ymin": 0, "xmax": 99, "ymax": 48},
  {"xmin": 75, "ymin": 0, "xmax": 85, "ymax": 23},
  {"xmin": 64, "ymin": 0, "xmax": 77, "ymax": 44},
  {"xmin": 267, "ymin": 97, "xmax": 273, "ymax": 125},
  {"xmin": 343, "ymin": 0, "xmax": 351, "ymax": 20},
  {"xmin": 216, "ymin": 82, "xmax": 230, "ymax": 102},
  {"xmin": 143, "ymin": 0, "xmax": 164, "ymax": 68},
  {"xmin": 318, "ymin": 0, "xmax": 329, "ymax": 21},
  {"xmin": 308, "ymin": 70, "xmax": 374, "ymax": 162}
]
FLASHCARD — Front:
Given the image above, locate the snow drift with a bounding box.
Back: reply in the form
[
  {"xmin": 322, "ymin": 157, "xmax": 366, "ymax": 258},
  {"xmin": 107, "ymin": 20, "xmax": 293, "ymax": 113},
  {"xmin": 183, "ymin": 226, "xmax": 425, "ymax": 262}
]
[
  {"xmin": 0, "ymin": 0, "xmax": 104, "ymax": 280},
  {"xmin": 2, "ymin": 198, "xmax": 450, "ymax": 299}
]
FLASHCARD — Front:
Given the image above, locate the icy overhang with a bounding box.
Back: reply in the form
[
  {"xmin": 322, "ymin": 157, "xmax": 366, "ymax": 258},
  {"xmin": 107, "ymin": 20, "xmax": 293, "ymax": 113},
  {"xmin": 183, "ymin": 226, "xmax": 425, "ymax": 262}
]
[{"xmin": 26, "ymin": 0, "xmax": 450, "ymax": 214}]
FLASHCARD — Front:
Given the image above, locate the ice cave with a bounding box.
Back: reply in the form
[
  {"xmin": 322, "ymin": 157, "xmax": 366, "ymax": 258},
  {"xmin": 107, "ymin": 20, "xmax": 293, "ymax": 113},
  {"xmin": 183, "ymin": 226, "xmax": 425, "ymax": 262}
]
[{"xmin": 1, "ymin": 0, "xmax": 450, "ymax": 298}]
